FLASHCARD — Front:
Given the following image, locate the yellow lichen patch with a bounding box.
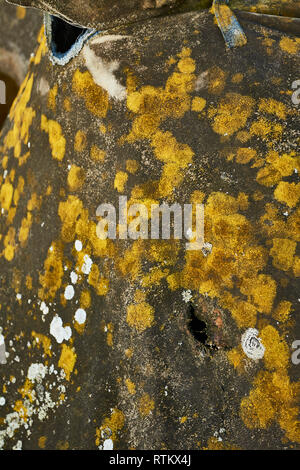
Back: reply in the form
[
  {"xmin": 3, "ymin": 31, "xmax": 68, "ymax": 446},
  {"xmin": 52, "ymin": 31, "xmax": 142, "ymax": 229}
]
[
  {"xmin": 235, "ymin": 147, "xmax": 257, "ymax": 164},
  {"xmin": 33, "ymin": 27, "xmax": 47, "ymax": 65},
  {"xmin": 274, "ymin": 182, "xmax": 300, "ymax": 208},
  {"xmin": 125, "ymin": 378, "xmax": 136, "ymax": 395},
  {"xmin": 258, "ymin": 98, "xmax": 287, "ymax": 120},
  {"xmin": 139, "ymin": 393, "xmax": 155, "ymax": 417},
  {"xmin": 227, "ymin": 345, "xmax": 245, "ymax": 373},
  {"xmin": 80, "ymin": 290, "xmax": 91, "ymax": 309},
  {"xmin": 105, "ymin": 323, "xmax": 114, "ymax": 347},
  {"xmin": 125, "ymin": 348, "xmax": 133, "ymax": 358},
  {"xmin": 260, "ymin": 325, "xmax": 289, "ymax": 371},
  {"xmin": 209, "ymin": 93, "xmax": 255, "ymax": 136},
  {"xmin": 203, "ymin": 437, "xmax": 240, "ymax": 450},
  {"xmin": 16, "ymin": 6, "xmax": 26, "ymax": 19},
  {"xmin": 56, "ymin": 441, "xmax": 69, "ymax": 450},
  {"xmin": 38, "ymin": 436, "xmax": 47, "ymax": 449},
  {"xmin": 39, "ymin": 242, "xmax": 64, "ymax": 300},
  {"xmin": 250, "ymin": 118, "xmax": 283, "ymax": 140},
  {"xmin": 256, "ymin": 151, "xmax": 298, "ymax": 187},
  {"xmin": 58, "ymin": 196, "xmax": 85, "ymax": 243},
  {"xmin": 178, "ymin": 57, "xmax": 196, "ymax": 74},
  {"xmin": 41, "ymin": 115, "xmax": 66, "ymax": 161},
  {"xmin": 0, "ymin": 182, "xmax": 13, "ymax": 211},
  {"xmin": 18, "ymin": 379, "xmax": 34, "ymax": 403},
  {"xmin": 95, "ymin": 409, "xmax": 125, "ymax": 447},
  {"xmin": 240, "ymin": 274, "xmax": 276, "ymax": 314},
  {"xmin": 208, "ymin": 66, "xmax": 227, "ymax": 95},
  {"xmin": 126, "ymin": 159, "xmax": 139, "ymax": 174},
  {"xmin": 72, "ymin": 70, "xmax": 109, "ymax": 118},
  {"xmin": 90, "ymin": 145, "xmax": 106, "ymax": 162},
  {"xmin": 114, "ymin": 171, "xmax": 128, "ymax": 192},
  {"xmin": 126, "ymin": 302, "xmax": 155, "ymax": 332},
  {"xmin": 31, "ymin": 331, "xmax": 52, "ymax": 357},
  {"xmin": 27, "ymin": 193, "xmax": 41, "ymax": 211},
  {"xmin": 26, "ymin": 275, "xmax": 32, "ymax": 290},
  {"xmin": 19, "ymin": 212, "xmax": 33, "ymax": 245},
  {"xmin": 48, "ymin": 85, "xmax": 58, "ymax": 111},
  {"xmin": 231, "ymin": 73, "xmax": 243, "ymax": 84},
  {"xmin": 230, "ymin": 300, "xmax": 257, "ymax": 328},
  {"xmin": 58, "ymin": 344, "xmax": 77, "ymax": 381},
  {"xmin": 125, "ymin": 48, "xmax": 196, "ymax": 197},
  {"xmin": 3, "ymin": 227, "xmax": 16, "ymax": 261},
  {"xmin": 192, "ymin": 96, "xmax": 206, "ymax": 112},
  {"xmin": 273, "ymin": 301, "xmax": 292, "ymax": 323},
  {"xmin": 14, "ymin": 400, "xmax": 28, "ymax": 422},
  {"xmin": 67, "ymin": 165, "xmax": 86, "ymax": 191},
  {"xmin": 270, "ymin": 238, "xmax": 296, "ymax": 271},
  {"xmin": 241, "ymin": 370, "xmax": 300, "ymax": 442},
  {"xmin": 74, "ymin": 130, "xmax": 87, "ymax": 152},
  {"xmin": 142, "ymin": 267, "xmax": 169, "ymax": 288},
  {"xmin": 12, "ymin": 176, "xmax": 24, "ymax": 207},
  {"xmin": 293, "ymin": 257, "xmax": 300, "ymax": 277},
  {"xmin": 4, "ymin": 73, "xmax": 35, "ymax": 159},
  {"xmin": 88, "ymin": 264, "xmax": 109, "ymax": 296},
  {"xmin": 279, "ymin": 37, "xmax": 300, "ymax": 55}
]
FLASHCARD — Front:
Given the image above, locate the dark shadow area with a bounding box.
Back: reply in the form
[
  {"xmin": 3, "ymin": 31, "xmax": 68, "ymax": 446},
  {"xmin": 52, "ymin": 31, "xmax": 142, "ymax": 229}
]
[
  {"xmin": 51, "ymin": 15, "xmax": 88, "ymax": 55},
  {"xmin": 187, "ymin": 304, "xmax": 208, "ymax": 345},
  {"xmin": 0, "ymin": 72, "xmax": 19, "ymax": 131}
]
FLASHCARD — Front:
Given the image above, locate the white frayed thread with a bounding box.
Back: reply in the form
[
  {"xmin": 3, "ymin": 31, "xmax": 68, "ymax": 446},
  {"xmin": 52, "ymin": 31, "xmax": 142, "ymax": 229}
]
[{"xmin": 241, "ymin": 328, "xmax": 265, "ymax": 360}]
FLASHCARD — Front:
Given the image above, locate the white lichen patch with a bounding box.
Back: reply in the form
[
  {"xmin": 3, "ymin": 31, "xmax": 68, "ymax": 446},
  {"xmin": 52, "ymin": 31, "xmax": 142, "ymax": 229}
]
[
  {"xmin": 75, "ymin": 240, "xmax": 83, "ymax": 252},
  {"xmin": 81, "ymin": 255, "xmax": 93, "ymax": 275},
  {"xmin": 40, "ymin": 301, "xmax": 49, "ymax": 315},
  {"xmin": 241, "ymin": 328, "xmax": 265, "ymax": 360},
  {"xmin": 74, "ymin": 308, "xmax": 86, "ymax": 325},
  {"xmin": 0, "ymin": 360, "xmax": 69, "ymax": 449},
  {"xmin": 64, "ymin": 285, "xmax": 75, "ymax": 300},
  {"xmin": 70, "ymin": 271, "xmax": 78, "ymax": 284},
  {"xmin": 28, "ymin": 363, "xmax": 48, "ymax": 383},
  {"xmin": 50, "ymin": 315, "xmax": 72, "ymax": 344},
  {"xmin": 182, "ymin": 290, "xmax": 192, "ymax": 303}
]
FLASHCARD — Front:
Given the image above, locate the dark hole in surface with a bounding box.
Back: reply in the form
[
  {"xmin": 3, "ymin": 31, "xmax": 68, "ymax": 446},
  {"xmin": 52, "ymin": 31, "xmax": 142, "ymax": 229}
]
[
  {"xmin": 187, "ymin": 304, "xmax": 208, "ymax": 345},
  {"xmin": 0, "ymin": 72, "xmax": 19, "ymax": 131},
  {"xmin": 51, "ymin": 15, "xmax": 88, "ymax": 55}
]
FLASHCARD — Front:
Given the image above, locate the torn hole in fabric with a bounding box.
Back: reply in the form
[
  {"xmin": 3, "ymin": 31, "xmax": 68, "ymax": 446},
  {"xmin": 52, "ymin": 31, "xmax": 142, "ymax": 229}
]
[{"xmin": 44, "ymin": 13, "xmax": 97, "ymax": 66}]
